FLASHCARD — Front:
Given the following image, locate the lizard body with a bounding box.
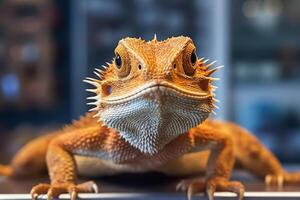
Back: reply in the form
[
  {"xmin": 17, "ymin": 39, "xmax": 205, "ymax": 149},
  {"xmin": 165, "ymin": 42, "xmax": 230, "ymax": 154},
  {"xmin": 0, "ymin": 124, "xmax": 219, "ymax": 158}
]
[{"xmin": 0, "ymin": 36, "xmax": 300, "ymax": 200}]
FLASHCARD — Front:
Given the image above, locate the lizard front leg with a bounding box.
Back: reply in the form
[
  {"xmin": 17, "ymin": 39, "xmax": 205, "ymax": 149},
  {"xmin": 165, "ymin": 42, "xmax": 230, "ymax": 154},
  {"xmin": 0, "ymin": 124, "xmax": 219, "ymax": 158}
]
[
  {"xmin": 177, "ymin": 125, "xmax": 244, "ymax": 200},
  {"xmin": 30, "ymin": 126, "xmax": 105, "ymax": 200}
]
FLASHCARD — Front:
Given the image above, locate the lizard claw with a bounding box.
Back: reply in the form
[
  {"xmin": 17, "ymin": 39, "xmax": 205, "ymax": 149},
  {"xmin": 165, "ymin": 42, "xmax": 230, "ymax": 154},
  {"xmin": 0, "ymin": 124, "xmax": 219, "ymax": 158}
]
[
  {"xmin": 206, "ymin": 182, "xmax": 216, "ymax": 200},
  {"xmin": 31, "ymin": 192, "xmax": 38, "ymax": 200},
  {"xmin": 176, "ymin": 178, "xmax": 206, "ymax": 200},
  {"xmin": 30, "ymin": 181, "xmax": 99, "ymax": 200},
  {"xmin": 177, "ymin": 178, "xmax": 244, "ymax": 200},
  {"xmin": 70, "ymin": 189, "xmax": 77, "ymax": 200},
  {"xmin": 92, "ymin": 183, "xmax": 99, "ymax": 193},
  {"xmin": 77, "ymin": 180, "xmax": 99, "ymax": 193},
  {"xmin": 207, "ymin": 178, "xmax": 245, "ymax": 200},
  {"xmin": 265, "ymin": 174, "xmax": 284, "ymax": 187},
  {"xmin": 30, "ymin": 183, "xmax": 50, "ymax": 200},
  {"xmin": 176, "ymin": 179, "xmax": 189, "ymax": 191}
]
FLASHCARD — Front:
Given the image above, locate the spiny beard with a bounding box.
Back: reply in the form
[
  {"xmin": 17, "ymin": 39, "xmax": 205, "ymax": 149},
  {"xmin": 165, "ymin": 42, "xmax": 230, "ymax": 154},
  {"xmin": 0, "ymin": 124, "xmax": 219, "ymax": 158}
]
[{"xmin": 98, "ymin": 95, "xmax": 212, "ymax": 154}]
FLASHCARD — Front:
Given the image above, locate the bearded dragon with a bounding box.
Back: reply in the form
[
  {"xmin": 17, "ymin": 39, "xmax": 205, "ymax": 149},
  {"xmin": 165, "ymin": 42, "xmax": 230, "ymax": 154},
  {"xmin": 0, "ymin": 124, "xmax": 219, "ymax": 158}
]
[{"xmin": 0, "ymin": 36, "xmax": 299, "ymax": 200}]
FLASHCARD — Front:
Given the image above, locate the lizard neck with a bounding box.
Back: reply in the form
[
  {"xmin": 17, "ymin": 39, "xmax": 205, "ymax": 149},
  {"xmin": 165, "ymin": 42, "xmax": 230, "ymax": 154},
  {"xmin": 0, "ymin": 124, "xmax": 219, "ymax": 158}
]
[{"xmin": 98, "ymin": 127, "xmax": 194, "ymax": 165}]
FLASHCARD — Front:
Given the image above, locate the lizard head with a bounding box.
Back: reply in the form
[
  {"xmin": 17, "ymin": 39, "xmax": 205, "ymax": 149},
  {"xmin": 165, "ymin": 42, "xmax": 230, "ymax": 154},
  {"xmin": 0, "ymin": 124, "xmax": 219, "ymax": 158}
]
[{"xmin": 84, "ymin": 36, "xmax": 220, "ymax": 154}]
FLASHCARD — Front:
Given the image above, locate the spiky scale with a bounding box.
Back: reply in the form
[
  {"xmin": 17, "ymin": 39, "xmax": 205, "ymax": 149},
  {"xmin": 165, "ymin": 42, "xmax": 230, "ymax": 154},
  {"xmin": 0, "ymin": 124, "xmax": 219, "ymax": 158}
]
[
  {"xmin": 199, "ymin": 57, "xmax": 205, "ymax": 62},
  {"xmin": 86, "ymin": 89, "xmax": 97, "ymax": 93},
  {"xmin": 85, "ymin": 77, "xmax": 100, "ymax": 82},
  {"xmin": 87, "ymin": 96, "xmax": 98, "ymax": 100},
  {"xmin": 93, "ymin": 71, "xmax": 102, "ymax": 79},
  {"xmin": 205, "ymin": 77, "xmax": 220, "ymax": 81},
  {"xmin": 206, "ymin": 65, "xmax": 224, "ymax": 75},
  {"xmin": 205, "ymin": 60, "xmax": 217, "ymax": 69},
  {"xmin": 152, "ymin": 34, "xmax": 158, "ymax": 42},
  {"xmin": 213, "ymin": 104, "xmax": 220, "ymax": 109},
  {"xmin": 95, "ymin": 68, "xmax": 105, "ymax": 74},
  {"xmin": 97, "ymin": 117, "xmax": 103, "ymax": 122},
  {"xmin": 215, "ymin": 65, "xmax": 224, "ymax": 70},
  {"xmin": 206, "ymin": 69, "xmax": 219, "ymax": 77},
  {"xmin": 87, "ymin": 101, "xmax": 98, "ymax": 106},
  {"xmin": 89, "ymin": 107, "xmax": 98, "ymax": 112},
  {"xmin": 83, "ymin": 79, "xmax": 101, "ymax": 88},
  {"xmin": 213, "ymin": 98, "xmax": 220, "ymax": 103},
  {"xmin": 203, "ymin": 59, "xmax": 209, "ymax": 63},
  {"xmin": 101, "ymin": 65, "xmax": 108, "ymax": 69},
  {"xmin": 93, "ymin": 112, "xmax": 101, "ymax": 118}
]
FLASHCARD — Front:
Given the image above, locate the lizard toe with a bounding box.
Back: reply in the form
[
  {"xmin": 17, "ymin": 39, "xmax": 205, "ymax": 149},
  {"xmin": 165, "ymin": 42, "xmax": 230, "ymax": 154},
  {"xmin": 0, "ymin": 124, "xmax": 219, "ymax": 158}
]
[
  {"xmin": 47, "ymin": 186, "xmax": 66, "ymax": 200},
  {"xmin": 68, "ymin": 187, "xmax": 78, "ymax": 200},
  {"xmin": 206, "ymin": 178, "xmax": 245, "ymax": 200},
  {"xmin": 30, "ymin": 183, "xmax": 50, "ymax": 200},
  {"xmin": 30, "ymin": 181, "xmax": 99, "ymax": 200},
  {"xmin": 187, "ymin": 181, "xmax": 206, "ymax": 200},
  {"xmin": 176, "ymin": 178, "xmax": 206, "ymax": 200},
  {"xmin": 176, "ymin": 178, "xmax": 206, "ymax": 192},
  {"xmin": 265, "ymin": 174, "xmax": 284, "ymax": 187},
  {"xmin": 76, "ymin": 180, "xmax": 99, "ymax": 193},
  {"xmin": 67, "ymin": 181, "xmax": 99, "ymax": 200}
]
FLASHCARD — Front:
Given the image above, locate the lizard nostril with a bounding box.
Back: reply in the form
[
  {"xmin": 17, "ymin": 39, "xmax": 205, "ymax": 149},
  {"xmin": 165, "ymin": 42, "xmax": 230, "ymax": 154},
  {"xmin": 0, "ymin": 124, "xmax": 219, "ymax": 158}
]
[
  {"xmin": 138, "ymin": 64, "xmax": 142, "ymax": 70},
  {"xmin": 102, "ymin": 83, "xmax": 112, "ymax": 96}
]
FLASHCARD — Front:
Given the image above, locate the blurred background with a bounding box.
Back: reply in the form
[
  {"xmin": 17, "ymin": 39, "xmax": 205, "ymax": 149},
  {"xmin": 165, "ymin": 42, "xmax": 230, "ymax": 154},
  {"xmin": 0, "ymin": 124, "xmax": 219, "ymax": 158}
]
[{"xmin": 0, "ymin": 0, "xmax": 299, "ymax": 164}]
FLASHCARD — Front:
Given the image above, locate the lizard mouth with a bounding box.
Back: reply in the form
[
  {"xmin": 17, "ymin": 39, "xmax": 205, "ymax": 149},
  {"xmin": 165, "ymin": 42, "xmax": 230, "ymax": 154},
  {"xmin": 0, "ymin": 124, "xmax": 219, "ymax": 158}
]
[{"xmin": 102, "ymin": 81, "xmax": 211, "ymax": 104}]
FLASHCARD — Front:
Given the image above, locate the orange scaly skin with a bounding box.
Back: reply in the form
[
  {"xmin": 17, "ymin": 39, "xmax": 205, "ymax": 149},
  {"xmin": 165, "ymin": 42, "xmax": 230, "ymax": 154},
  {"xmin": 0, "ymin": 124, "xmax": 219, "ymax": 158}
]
[{"xmin": 1, "ymin": 36, "xmax": 300, "ymax": 200}]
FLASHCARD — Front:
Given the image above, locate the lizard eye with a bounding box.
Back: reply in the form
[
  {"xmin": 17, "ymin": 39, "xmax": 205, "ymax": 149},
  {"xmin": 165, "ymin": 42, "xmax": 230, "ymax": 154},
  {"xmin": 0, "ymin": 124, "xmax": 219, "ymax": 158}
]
[
  {"xmin": 190, "ymin": 51, "xmax": 197, "ymax": 65},
  {"xmin": 183, "ymin": 43, "xmax": 197, "ymax": 76},
  {"xmin": 114, "ymin": 45, "xmax": 131, "ymax": 78},
  {"xmin": 115, "ymin": 54, "xmax": 122, "ymax": 69}
]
